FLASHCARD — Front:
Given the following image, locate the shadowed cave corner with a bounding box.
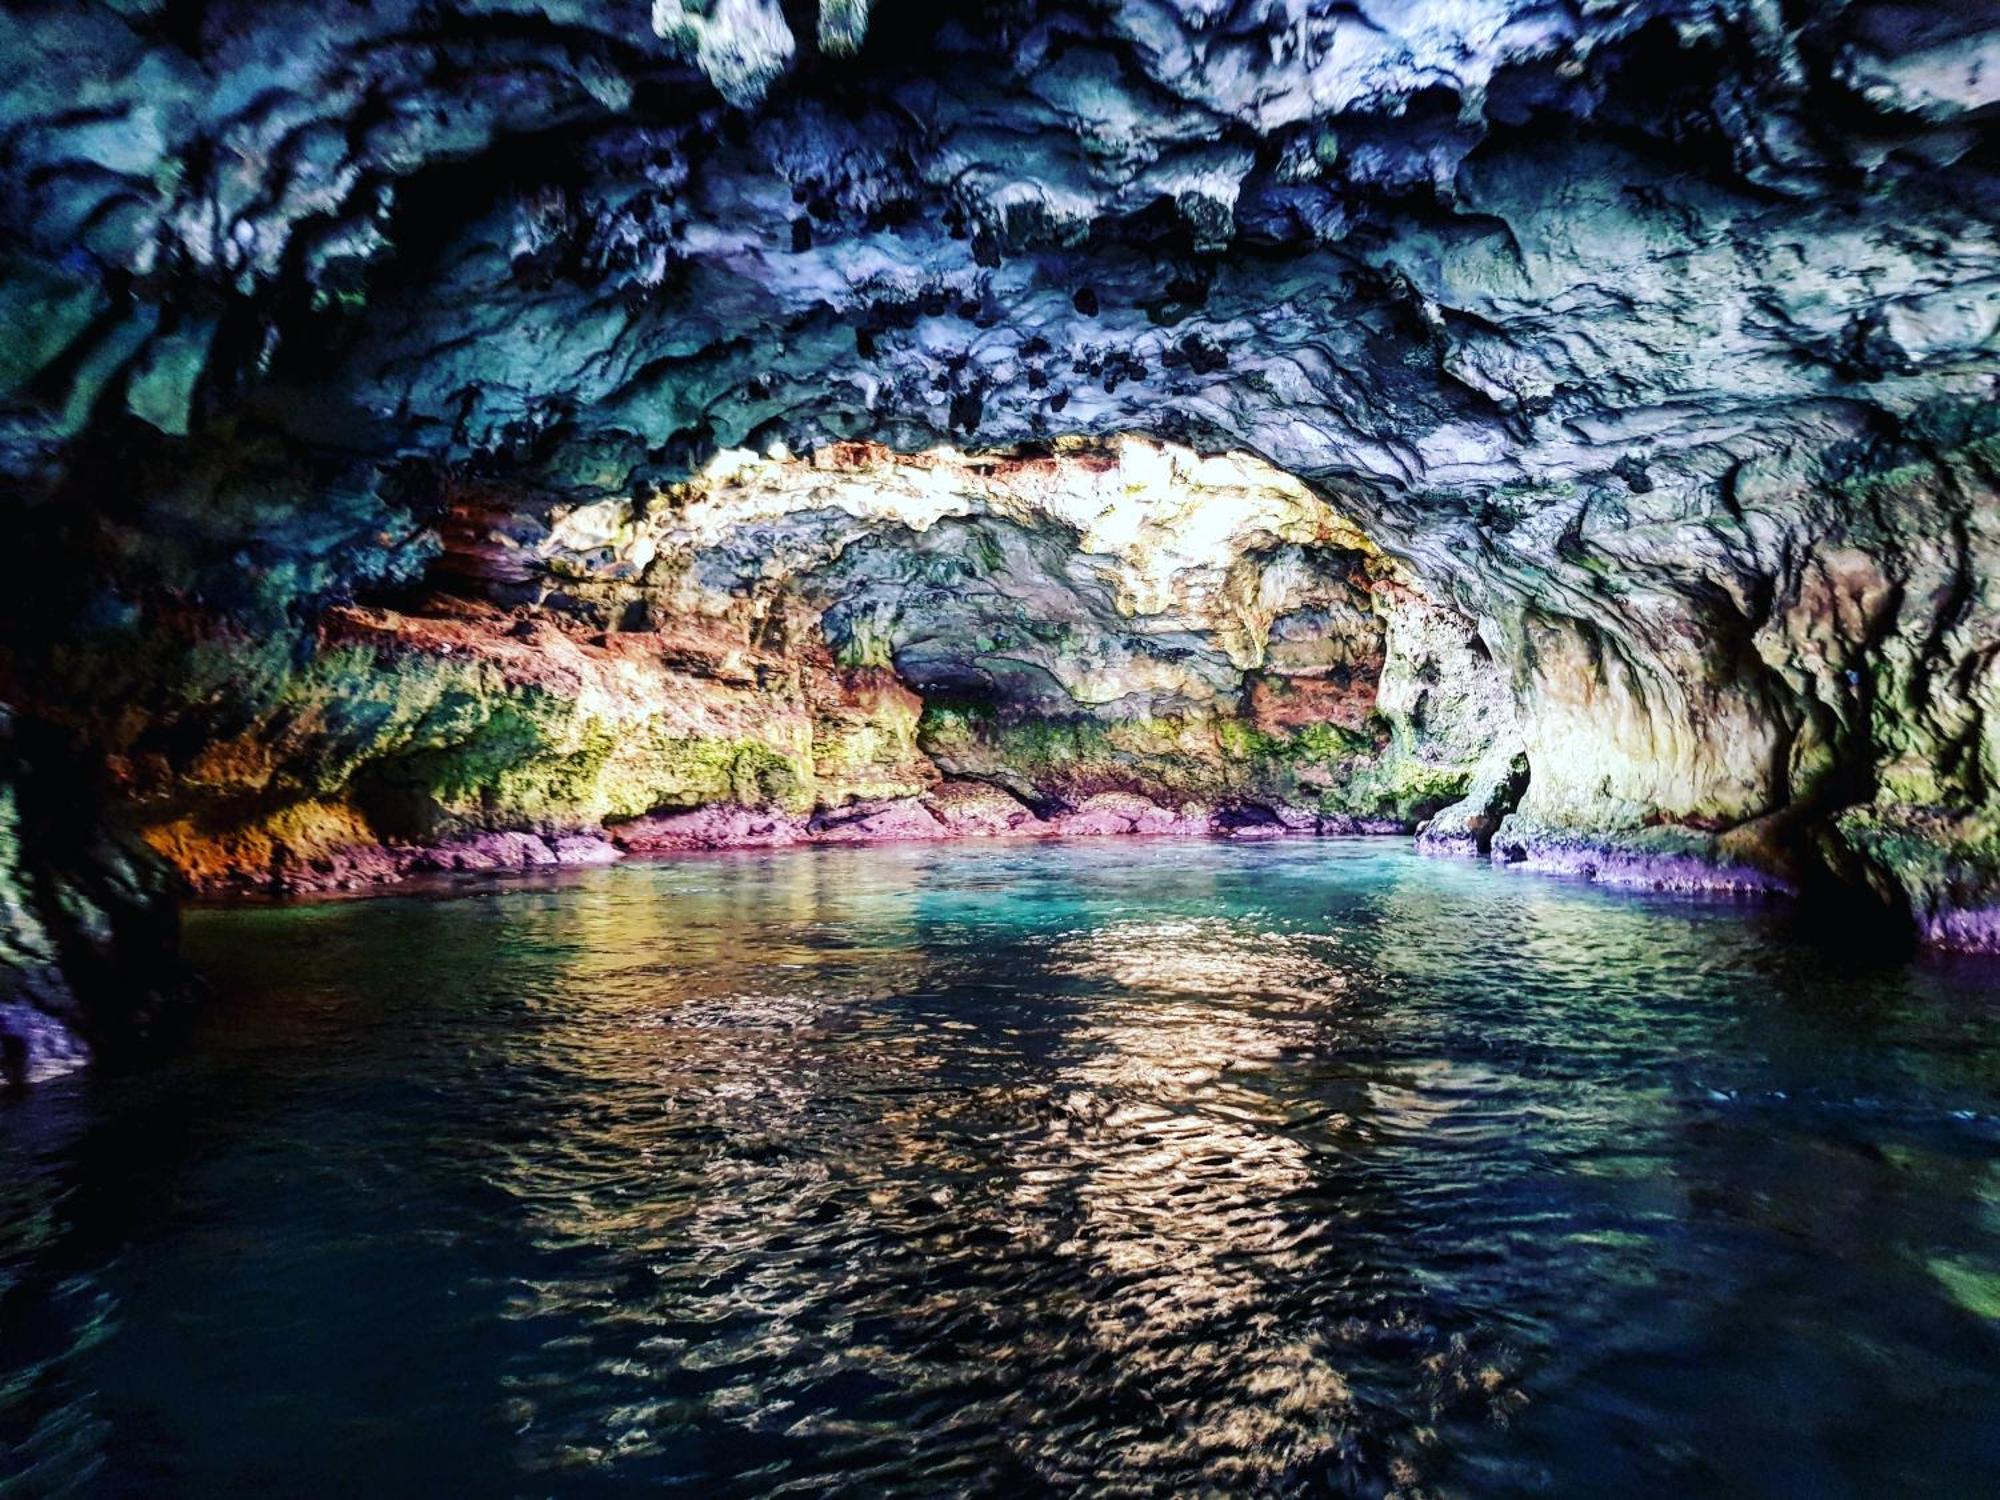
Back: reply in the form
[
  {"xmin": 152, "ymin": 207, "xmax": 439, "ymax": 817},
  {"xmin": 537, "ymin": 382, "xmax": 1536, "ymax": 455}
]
[{"xmin": 0, "ymin": 708, "xmax": 192, "ymax": 1086}]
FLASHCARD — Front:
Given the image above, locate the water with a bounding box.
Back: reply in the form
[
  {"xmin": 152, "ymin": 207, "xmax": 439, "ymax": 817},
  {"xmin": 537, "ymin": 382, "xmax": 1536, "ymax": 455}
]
[{"xmin": 3, "ymin": 840, "xmax": 1998, "ymax": 1497}]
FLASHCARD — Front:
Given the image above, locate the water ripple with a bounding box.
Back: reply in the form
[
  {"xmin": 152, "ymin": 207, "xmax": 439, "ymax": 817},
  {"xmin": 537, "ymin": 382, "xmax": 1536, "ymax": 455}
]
[{"xmin": 4, "ymin": 840, "xmax": 1999, "ymax": 1496}]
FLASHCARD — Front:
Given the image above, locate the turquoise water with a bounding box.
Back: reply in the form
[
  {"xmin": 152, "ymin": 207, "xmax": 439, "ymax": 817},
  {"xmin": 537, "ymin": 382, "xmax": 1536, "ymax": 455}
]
[{"xmin": 3, "ymin": 839, "xmax": 1998, "ymax": 1496}]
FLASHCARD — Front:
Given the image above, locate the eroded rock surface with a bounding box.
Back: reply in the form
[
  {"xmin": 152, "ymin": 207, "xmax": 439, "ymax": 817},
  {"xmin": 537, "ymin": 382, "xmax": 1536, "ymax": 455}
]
[
  {"xmin": 0, "ymin": 710, "xmax": 186, "ymax": 1081},
  {"xmin": 56, "ymin": 440, "xmax": 1514, "ymax": 896},
  {"xmin": 2, "ymin": 0, "xmax": 1998, "ymax": 1067}
]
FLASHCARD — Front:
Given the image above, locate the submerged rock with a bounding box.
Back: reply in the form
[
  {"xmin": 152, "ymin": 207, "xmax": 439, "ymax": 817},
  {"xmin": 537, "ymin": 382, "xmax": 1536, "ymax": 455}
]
[
  {"xmin": 1488, "ymin": 821, "xmax": 1802, "ymax": 898},
  {"xmin": 809, "ymin": 797, "xmax": 951, "ymax": 843},
  {"xmin": 1048, "ymin": 791, "xmax": 1206, "ymax": 838},
  {"xmin": 612, "ymin": 805, "xmax": 808, "ymax": 852}
]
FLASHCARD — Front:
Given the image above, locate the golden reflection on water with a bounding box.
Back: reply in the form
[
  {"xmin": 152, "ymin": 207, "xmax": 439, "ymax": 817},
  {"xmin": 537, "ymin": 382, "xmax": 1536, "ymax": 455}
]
[
  {"xmin": 468, "ymin": 860, "xmax": 1416, "ymax": 1485},
  {"xmin": 1028, "ymin": 918, "xmax": 1360, "ymax": 1479},
  {"xmin": 456, "ymin": 849, "xmax": 1566, "ymax": 1489}
]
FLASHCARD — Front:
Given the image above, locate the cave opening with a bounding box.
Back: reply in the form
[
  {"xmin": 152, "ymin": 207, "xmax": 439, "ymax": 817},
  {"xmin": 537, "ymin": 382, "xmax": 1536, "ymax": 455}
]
[{"xmin": 91, "ymin": 434, "xmax": 1525, "ymax": 893}]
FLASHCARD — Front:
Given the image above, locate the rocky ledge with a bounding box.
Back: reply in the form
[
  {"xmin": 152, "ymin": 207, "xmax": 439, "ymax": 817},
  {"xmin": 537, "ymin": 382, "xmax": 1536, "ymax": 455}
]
[{"xmin": 255, "ymin": 783, "xmax": 1407, "ymax": 896}]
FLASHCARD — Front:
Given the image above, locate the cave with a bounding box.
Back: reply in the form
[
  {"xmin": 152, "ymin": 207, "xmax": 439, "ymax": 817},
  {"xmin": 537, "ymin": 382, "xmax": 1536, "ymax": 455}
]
[{"xmin": 3, "ymin": 0, "xmax": 1999, "ymax": 1492}]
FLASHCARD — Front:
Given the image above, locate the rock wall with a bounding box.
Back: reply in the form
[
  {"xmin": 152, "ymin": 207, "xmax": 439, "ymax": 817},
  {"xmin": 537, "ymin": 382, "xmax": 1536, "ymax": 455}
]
[
  {"xmin": 0, "ymin": 710, "xmax": 186, "ymax": 1082},
  {"xmin": 1482, "ymin": 408, "xmax": 2000, "ymax": 927}
]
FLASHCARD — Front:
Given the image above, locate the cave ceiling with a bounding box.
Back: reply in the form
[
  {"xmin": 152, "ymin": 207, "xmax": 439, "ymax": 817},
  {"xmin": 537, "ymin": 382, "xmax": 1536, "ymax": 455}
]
[{"xmin": 5, "ymin": 1, "xmax": 1993, "ymax": 583}]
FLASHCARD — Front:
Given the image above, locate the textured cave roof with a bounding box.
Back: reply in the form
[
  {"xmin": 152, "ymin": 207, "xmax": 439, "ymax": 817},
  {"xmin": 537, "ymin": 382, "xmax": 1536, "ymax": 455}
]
[{"xmin": 2, "ymin": 0, "xmax": 1996, "ymax": 619}]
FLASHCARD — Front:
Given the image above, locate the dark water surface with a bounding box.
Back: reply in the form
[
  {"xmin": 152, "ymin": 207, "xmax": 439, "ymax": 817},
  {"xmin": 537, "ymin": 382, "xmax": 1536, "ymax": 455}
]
[{"xmin": 4, "ymin": 840, "xmax": 1999, "ymax": 1496}]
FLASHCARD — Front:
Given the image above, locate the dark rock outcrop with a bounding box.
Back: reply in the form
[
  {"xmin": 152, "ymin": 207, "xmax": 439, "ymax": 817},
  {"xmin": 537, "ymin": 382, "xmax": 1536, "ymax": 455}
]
[{"xmin": 0, "ymin": 710, "xmax": 187, "ymax": 1081}]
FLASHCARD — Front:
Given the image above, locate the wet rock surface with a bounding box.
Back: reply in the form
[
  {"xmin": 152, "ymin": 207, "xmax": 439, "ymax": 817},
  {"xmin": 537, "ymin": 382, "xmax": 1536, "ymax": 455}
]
[
  {"xmin": 1, "ymin": 0, "xmax": 1998, "ymax": 1061},
  {"xmin": 0, "ymin": 710, "xmax": 187, "ymax": 1081}
]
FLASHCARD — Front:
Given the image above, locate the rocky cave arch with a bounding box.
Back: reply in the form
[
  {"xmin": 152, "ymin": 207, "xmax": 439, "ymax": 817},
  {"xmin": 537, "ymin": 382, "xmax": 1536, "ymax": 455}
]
[
  {"xmin": 21, "ymin": 438, "xmax": 1523, "ymax": 876},
  {"xmin": 1, "ymin": 0, "xmax": 1997, "ymax": 1078}
]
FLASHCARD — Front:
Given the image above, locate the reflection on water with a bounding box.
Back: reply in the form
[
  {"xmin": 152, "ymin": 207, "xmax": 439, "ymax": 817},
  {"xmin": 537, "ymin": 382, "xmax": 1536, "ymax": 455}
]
[{"xmin": 3, "ymin": 840, "xmax": 1999, "ymax": 1496}]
